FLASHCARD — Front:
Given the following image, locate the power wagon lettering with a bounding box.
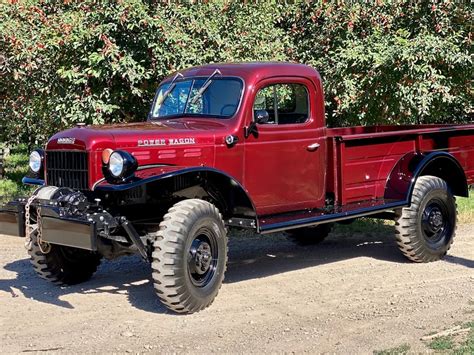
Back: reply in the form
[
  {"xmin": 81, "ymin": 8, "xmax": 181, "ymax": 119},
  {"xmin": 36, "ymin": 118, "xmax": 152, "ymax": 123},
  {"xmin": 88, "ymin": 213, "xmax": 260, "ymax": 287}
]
[{"xmin": 138, "ymin": 137, "xmax": 195, "ymax": 146}]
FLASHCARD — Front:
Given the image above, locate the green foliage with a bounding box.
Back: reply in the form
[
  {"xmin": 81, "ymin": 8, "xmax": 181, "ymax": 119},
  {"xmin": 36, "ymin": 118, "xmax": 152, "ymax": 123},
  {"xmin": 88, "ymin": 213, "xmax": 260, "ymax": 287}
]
[
  {"xmin": 0, "ymin": 1, "xmax": 289, "ymax": 146},
  {"xmin": 0, "ymin": 1, "xmax": 471, "ymax": 145},
  {"xmin": 0, "ymin": 146, "xmax": 32, "ymax": 203},
  {"xmin": 283, "ymin": 2, "xmax": 472, "ymax": 127}
]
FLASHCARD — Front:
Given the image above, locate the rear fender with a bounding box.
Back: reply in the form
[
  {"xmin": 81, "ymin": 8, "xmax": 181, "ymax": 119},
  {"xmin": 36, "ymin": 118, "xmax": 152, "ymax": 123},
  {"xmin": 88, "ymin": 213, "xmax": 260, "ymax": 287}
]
[{"xmin": 385, "ymin": 151, "xmax": 469, "ymax": 203}]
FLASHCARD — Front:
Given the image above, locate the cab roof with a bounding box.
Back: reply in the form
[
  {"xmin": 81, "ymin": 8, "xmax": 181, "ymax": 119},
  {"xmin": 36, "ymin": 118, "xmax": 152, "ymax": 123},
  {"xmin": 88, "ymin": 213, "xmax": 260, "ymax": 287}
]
[{"xmin": 164, "ymin": 62, "xmax": 322, "ymax": 87}]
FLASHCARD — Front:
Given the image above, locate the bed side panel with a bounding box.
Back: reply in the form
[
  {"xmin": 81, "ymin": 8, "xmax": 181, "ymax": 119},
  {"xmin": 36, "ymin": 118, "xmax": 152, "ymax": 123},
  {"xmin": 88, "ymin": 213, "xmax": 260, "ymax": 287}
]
[{"xmin": 340, "ymin": 137, "xmax": 416, "ymax": 204}]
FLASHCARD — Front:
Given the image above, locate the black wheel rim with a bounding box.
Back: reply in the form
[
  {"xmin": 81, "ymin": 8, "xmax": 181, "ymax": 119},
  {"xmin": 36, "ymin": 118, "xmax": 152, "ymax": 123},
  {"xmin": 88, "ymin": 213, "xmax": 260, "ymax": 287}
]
[
  {"xmin": 421, "ymin": 198, "xmax": 452, "ymax": 247},
  {"xmin": 187, "ymin": 228, "xmax": 218, "ymax": 287}
]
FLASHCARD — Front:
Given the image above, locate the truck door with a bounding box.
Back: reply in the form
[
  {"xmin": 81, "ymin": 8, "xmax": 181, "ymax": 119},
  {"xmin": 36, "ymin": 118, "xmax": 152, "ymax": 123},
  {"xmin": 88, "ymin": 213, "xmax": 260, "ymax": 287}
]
[{"xmin": 244, "ymin": 77, "xmax": 326, "ymax": 215}]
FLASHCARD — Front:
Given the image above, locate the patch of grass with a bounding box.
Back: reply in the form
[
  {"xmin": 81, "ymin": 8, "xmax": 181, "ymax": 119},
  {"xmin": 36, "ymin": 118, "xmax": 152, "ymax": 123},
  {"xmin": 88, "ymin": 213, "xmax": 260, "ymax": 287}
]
[
  {"xmin": 373, "ymin": 343, "xmax": 410, "ymax": 355},
  {"xmin": 457, "ymin": 194, "xmax": 474, "ymax": 224},
  {"xmin": 453, "ymin": 323, "xmax": 474, "ymax": 354},
  {"xmin": 429, "ymin": 336, "xmax": 455, "ymax": 350},
  {"xmin": 334, "ymin": 218, "xmax": 395, "ymax": 234},
  {"xmin": 424, "ymin": 322, "xmax": 474, "ymax": 354}
]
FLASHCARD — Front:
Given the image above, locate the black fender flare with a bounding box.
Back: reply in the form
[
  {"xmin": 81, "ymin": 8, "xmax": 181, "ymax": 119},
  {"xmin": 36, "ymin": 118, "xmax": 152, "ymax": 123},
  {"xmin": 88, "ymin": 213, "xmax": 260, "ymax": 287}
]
[
  {"xmin": 95, "ymin": 166, "xmax": 257, "ymax": 219},
  {"xmin": 385, "ymin": 151, "xmax": 469, "ymax": 203}
]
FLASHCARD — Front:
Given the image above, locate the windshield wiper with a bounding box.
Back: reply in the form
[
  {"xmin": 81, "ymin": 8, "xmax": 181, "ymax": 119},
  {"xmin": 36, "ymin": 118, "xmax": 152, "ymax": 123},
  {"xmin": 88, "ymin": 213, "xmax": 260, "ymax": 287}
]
[
  {"xmin": 189, "ymin": 69, "xmax": 221, "ymax": 105},
  {"xmin": 155, "ymin": 72, "xmax": 184, "ymax": 107}
]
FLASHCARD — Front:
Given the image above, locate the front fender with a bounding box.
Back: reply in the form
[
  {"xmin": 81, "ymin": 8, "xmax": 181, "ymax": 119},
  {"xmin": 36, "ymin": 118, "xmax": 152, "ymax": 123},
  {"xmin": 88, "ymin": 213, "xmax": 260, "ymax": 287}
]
[
  {"xmin": 94, "ymin": 165, "xmax": 257, "ymax": 219},
  {"xmin": 94, "ymin": 165, "xmax": 188, "ymax": 191},
  {"xmin": 94, "ymin": 165, "xmax": 239, "ymax": 191}
]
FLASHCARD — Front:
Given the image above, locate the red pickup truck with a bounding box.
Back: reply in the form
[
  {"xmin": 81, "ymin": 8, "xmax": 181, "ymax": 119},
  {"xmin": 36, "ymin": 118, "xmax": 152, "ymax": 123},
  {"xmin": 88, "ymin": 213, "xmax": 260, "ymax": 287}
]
[{"xmin": 1, "ymin": 62, "xmax": 473, "ymax": 313}]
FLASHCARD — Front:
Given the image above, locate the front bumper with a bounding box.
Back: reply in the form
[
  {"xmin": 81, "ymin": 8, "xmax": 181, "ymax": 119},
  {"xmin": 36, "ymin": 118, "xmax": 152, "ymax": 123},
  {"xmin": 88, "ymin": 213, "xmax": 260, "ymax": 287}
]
[
  {"xmin": 0, "ymin": 201, "xmax": 25, "ymax": 237},
  {"xmin": 0, "ymin": 189, "xmax": 148, "ymax": 260},
  {"xmin": 0, "ymin": 199, "xmax": 98, "ymax": 251},
  {"xmin": 40, "ymin": 206, "xmax": 98, "ymax": 251}
]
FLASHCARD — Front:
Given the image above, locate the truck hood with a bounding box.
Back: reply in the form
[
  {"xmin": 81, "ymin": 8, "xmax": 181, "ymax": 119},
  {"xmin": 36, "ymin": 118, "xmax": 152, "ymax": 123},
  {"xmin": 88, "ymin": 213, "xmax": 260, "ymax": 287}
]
[
  {"xmin": 46, "ymin": 119, "xmax": 230, "ymax": 151},
  {"xmin": 45, "ymin": 118, "xmax": 233, "ymax": 187}
]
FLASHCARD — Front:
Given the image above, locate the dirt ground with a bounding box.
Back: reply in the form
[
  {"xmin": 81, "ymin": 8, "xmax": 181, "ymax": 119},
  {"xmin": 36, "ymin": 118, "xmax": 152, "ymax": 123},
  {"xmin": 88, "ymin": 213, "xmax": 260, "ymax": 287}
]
[{"xmin": 0, "ymin": 223, "xmax": 473, "ymax": 354}]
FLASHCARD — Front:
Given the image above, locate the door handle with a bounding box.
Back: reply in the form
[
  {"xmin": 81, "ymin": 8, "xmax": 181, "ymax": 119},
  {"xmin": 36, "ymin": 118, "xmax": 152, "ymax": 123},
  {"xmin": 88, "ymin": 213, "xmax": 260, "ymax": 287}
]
[{"xmin": 307, "ymin": 143, "xmax": 320, "ymax": 152}]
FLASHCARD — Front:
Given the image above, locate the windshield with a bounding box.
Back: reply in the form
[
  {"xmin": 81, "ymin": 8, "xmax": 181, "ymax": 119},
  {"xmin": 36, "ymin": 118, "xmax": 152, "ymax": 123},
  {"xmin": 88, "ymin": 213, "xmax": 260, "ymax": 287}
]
[{"xmin": 150, "ymin": 77, "xmax": 243, "ymax": 119}]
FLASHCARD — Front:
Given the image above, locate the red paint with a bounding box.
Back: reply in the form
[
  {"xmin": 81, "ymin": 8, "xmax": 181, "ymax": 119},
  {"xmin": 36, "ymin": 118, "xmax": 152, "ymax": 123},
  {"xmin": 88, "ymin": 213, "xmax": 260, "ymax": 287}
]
[{"xmin": 44, "ymin": 62, "xmax": 474, "ymax": 217}]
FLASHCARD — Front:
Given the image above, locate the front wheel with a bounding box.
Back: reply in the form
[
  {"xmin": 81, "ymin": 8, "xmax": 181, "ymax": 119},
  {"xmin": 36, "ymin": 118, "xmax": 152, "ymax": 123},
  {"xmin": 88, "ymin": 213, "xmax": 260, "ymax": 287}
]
[
  {"xmin": 151, "ymin": 199, "xmax": 228, "ymax": 314},
  {"xmin": 27, "ymin": 233, "xmax": 101, "ymax": 285},
  {"xmin": 395, "ymin": 176, "xmax": 457, "ymax": 262}
]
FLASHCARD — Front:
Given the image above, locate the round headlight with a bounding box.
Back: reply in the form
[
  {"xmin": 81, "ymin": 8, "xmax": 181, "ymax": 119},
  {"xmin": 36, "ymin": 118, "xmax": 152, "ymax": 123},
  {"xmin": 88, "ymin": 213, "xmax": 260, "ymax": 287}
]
[
  {"xmin": 104, "ymin": 150, "xmax": 138, "ymax": 182},
  {"xmin": 109, "ymin": 151, "xmax": 125, "ymax": 177},
  {"xmin": 29, "ymin": 150, "xmax": 43, "ymax": 173}
]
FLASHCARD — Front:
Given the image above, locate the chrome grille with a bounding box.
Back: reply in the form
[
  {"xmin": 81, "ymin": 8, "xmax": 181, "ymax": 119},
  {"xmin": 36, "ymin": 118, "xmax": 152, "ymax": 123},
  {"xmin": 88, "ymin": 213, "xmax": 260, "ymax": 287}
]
[{"xmin": 46, "ymin": 151, "xmax": 89, "ymax": 190}]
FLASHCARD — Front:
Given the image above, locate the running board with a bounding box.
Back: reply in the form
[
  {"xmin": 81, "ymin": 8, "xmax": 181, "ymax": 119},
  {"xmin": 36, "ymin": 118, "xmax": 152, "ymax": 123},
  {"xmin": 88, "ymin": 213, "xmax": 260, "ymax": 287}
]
[{"xmin": 258, "ymin": 200, "xmax": 406, "ymax": 234}]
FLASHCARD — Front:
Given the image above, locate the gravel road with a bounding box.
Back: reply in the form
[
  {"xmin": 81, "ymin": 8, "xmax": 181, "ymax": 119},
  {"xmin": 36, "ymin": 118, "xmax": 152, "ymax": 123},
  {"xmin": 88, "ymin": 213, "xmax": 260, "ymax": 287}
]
[{"xmin": 1, "ymin": 224, "xmax": 473, "ymax": 353}]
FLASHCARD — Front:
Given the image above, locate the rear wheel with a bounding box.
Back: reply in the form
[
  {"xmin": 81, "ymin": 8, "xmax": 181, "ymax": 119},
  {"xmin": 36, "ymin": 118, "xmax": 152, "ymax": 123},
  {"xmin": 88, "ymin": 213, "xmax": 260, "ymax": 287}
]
[
  {"xmin": 395, "ymin": 176, "xmax": 457, "ymax": 262},
  {"xmin": 287, "ymin": 224, "xmax": 333, "ymax": 246},
  {"xmin": 151, "ymin": 199, "xmax": 228, "ymax": 314}
]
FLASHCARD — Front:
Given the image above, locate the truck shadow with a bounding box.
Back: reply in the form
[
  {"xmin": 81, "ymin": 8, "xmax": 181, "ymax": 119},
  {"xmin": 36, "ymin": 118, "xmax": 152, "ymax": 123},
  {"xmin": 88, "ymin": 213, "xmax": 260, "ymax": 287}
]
[{"xmin": 0, "ymin": 224, "xmax": 472, "ymax": 314}]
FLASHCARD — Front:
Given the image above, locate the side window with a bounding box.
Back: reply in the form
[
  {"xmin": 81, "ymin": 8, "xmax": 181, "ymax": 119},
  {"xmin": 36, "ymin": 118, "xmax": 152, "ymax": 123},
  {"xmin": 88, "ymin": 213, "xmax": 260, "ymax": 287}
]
[{"xmin": 253, "ymin": 83, "xmax": 309, "ymax": 125}]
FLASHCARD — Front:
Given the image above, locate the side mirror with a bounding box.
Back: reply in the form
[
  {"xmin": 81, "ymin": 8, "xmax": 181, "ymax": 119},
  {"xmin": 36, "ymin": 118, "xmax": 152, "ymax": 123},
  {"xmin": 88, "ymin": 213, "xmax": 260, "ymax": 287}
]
[
  {"xmin": 254, "ymin": 110, "xmax": 269, "ymax": 124},
  {"xmin": 245, "ymin": 110, "xmax": 269, "ymax": 139}
]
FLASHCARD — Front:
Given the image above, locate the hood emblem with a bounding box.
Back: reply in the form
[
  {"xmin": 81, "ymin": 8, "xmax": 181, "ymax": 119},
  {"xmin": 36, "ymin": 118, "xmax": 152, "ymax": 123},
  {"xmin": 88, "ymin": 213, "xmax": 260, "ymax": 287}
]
[{"xmin": 57, "ymin": 137, "xmax": 76, "ymax": 144}]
